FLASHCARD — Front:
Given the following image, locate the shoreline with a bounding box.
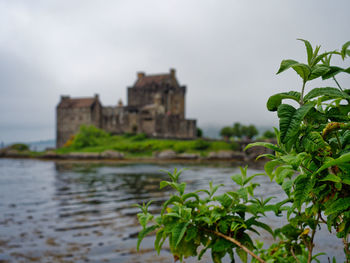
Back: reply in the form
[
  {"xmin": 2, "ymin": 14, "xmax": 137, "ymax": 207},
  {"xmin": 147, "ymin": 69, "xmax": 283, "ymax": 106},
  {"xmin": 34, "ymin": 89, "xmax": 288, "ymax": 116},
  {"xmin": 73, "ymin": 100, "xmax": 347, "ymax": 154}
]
[{"xmin": 0, "ymin": 155, "xmax": 267, "ymax": 169}]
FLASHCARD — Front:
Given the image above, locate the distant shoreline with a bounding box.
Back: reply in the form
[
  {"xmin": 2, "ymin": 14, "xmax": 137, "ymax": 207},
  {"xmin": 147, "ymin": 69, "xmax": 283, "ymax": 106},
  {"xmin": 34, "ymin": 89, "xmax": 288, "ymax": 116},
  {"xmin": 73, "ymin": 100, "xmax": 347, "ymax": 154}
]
[{"xmin": 0, "ymin": 153, "xmax": 267, "ymax": 169}]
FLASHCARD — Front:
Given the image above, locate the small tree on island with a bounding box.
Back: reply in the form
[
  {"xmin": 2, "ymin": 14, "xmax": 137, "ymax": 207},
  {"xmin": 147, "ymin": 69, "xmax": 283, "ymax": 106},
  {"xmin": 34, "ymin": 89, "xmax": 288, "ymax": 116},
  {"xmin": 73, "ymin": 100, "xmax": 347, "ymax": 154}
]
[
  {"xmin": 241, "ymin": 124, "xmax": 259, "ymax": 140},
  {"xmin": 220, "ymin": 126, "xmax": 233, "ymax": 141},
  {"xmin": 232, "ymin": 122, "xmax": 243, "ymax": 139}
]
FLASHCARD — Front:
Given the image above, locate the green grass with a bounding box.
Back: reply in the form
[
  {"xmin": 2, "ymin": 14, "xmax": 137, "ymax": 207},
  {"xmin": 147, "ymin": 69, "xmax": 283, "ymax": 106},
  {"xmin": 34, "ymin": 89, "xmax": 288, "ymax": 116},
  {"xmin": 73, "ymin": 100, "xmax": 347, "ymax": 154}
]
[{"xmin": 56, "ymin": 133, "xmax": 238, "ymax": 158}]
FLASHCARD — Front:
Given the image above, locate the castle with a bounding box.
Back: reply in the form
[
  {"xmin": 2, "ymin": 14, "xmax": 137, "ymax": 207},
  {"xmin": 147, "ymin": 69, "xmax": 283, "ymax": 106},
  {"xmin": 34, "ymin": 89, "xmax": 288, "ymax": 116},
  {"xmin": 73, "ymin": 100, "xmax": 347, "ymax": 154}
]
[{"xmin": 56, "ymin": 69, "xmax": 197, "ymax": 148}]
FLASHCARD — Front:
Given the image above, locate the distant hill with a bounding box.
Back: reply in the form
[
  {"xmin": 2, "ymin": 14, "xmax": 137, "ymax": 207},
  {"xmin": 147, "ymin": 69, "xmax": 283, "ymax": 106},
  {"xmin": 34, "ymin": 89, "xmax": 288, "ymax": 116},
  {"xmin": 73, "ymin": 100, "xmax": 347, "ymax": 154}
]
[
  {"xmin": 1, "ymin": 139, "xmax": 55, "ymax": 152},
  {"xmin": 24, "ymin": 139, "xmax": 55, "ymax": 151}
]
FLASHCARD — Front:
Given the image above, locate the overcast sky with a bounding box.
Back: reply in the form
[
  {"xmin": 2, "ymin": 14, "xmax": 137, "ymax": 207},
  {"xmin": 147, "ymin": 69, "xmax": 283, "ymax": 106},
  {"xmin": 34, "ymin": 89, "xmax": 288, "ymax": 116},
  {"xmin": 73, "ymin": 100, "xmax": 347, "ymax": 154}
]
[{"xmin": 0, "ymin": 0, "xmax": 349, "ymax": 143}]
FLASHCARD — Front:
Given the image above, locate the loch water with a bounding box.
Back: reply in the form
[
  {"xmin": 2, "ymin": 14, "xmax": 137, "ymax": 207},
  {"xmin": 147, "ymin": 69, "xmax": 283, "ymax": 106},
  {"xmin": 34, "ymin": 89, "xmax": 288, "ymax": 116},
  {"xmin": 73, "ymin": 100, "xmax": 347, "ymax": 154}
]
[{"xmin": 0, "ymin": 158, "xmax": 344, "ymax": 262}]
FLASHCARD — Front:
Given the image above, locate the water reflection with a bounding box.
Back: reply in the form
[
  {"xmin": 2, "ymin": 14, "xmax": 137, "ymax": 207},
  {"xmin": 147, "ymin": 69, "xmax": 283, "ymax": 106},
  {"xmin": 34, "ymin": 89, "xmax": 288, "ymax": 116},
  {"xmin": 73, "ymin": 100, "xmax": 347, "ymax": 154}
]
[{"xmin": 0, "ymin": 159, "xmax": 345, "ymax": 263}]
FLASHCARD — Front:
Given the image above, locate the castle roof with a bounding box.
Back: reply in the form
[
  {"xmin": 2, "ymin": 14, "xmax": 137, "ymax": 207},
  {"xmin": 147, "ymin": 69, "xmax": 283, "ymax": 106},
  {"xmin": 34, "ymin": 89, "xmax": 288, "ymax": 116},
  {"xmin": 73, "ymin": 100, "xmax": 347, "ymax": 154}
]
[
  {"xmin": 134, "ymin": 69, "xmax": 179, "ymax": 88},
  {"xmin": 57, "ymin": 97, "xmax": 98, "ymax": 108}
]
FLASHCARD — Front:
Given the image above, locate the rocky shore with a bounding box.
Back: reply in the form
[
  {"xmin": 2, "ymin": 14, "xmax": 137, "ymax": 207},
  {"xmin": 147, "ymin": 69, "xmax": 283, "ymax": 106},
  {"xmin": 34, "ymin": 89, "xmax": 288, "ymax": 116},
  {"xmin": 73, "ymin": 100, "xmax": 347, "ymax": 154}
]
[{"xmin": 0, "ymin": 143, "xmax": 272, "ymax": 163}]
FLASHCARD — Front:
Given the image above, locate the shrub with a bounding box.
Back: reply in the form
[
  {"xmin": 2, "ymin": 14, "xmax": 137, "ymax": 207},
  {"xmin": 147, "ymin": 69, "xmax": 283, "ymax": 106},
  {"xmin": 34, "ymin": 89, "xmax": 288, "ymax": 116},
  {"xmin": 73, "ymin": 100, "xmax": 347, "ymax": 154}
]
[
  {"xmin": 10, "ymin": 143, "xmax": 29, "ymax": 151},
  {"xmin": 262, "ymin": 130, "xmax": 275, "ymax": 139},
  {"xmin": 173, "ymin": 142, "xmax": 188, "ymax": 153},
  {"xmin": 196, "ymin": 128, "xmax": 203, "ymax": 138},
  {"xmin": 136, "ymin": 40, "xmax": 350, "ymax": 263},
  {"xmin": 131, "ymin": 133, "xmax": 148, "ymax": 141},
  {"xmin": 193, "ymin": 139, "xmax": 210, "ymax": 150},
  {"xmin": 71, "ymin": 125, "xmax": 109, "ymax": 149}
]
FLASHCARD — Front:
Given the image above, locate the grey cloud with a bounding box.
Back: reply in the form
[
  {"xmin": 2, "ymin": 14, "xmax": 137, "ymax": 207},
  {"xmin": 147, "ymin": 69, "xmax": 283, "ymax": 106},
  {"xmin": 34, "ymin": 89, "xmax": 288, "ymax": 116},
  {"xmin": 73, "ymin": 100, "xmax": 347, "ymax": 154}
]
[{"xmin": 0, "ymin": 0, "xmax": 349, "ymax": 142}]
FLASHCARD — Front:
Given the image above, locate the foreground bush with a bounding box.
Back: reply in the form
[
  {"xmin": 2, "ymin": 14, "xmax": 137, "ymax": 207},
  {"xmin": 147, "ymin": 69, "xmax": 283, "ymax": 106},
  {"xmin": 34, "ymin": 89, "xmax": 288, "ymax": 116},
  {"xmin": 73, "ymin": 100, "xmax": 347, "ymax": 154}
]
[{"xmin": 136, "ymin": 40, "xmax": 350, "ymax": 262}]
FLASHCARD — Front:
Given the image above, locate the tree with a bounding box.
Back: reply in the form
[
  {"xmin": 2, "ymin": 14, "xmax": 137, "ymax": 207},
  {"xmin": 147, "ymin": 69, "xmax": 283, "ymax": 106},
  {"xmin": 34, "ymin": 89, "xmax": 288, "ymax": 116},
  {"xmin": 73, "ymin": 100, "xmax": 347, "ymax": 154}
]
[
  {"xmin": 241, "ymin": 124, "xmax": 258, "ymax": 139},
  {"xmin": 196, "ymin": 128, "xmax": 203, "ymax": 138},
  {"xmin": 219, "ymin": 126, "xmax": 232, "ymax": 141},
  {"xmin": 262, "ymin": 130, "xmax": 275, "ymax": 139},
  {"xmin": 232, "ymin": 122, "xmax": 242, "ymax": 138}
]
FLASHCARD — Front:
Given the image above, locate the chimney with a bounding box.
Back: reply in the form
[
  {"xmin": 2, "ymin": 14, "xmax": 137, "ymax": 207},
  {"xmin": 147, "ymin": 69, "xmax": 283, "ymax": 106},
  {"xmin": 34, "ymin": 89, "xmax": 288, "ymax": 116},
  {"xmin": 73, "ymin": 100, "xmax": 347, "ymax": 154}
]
[
  {"xmin": 61, "ymin": 95, "xmax": 70, "ymax": 100},
  {"xmin": 170, "ymin": 68, "xmax": 176, "ymax": 78},
  {"xmin": 94, "ymin": 94, "xmax": 99, "ymax": 100},
  {"xmin": 137, "ymin": 72, "xmax": 145, "ymax": 79}
]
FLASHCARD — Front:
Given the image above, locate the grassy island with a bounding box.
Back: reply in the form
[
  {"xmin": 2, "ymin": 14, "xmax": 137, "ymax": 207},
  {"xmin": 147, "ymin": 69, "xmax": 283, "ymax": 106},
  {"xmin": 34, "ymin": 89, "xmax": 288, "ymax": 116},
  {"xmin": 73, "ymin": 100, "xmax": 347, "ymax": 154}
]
[{"xmin": 55, "ymin": 125, "xmax": 238, "ymax": 158}]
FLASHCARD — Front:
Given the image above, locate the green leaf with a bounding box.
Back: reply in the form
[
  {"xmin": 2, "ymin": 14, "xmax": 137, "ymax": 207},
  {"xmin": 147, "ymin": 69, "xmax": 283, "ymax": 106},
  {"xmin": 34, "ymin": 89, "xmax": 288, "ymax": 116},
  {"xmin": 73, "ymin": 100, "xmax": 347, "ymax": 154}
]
[
  {"xmin": 214, "ymin": 193, "xmax": 233, "ymax": 208},
  {"xmin": 291, "ymin": 63, "xmax": 311, "ymax": 81},
  {"xmin": 309, "ymin": 65, "xmax": 330, "ymax": 80},
  {"xmin": 312, "ymin": 153, "xmax": 350, "ymax": 176},
  {"xmin": 293, "ymin": 174, "xmax": 313, "ymax": 211},
  {"xmin": 322, "ymin": 66, "xmax": 345, "ymax": 80},
  {"xmin": 304, "ymin": 87, "xmax": 350, "ymax": 101},
  {"xmin": 243, "ymin": 173, "xmax": 264, "ymax": 185},
  {"xmin": 236, "ymin": 248, "xmax": 248, "ymax": 263},
  {"xmin": 137, "ymin": 225, "xmax": 158, "ymax": 251},
  {"xmin": 160, "ymin": 181, "xmax": 186, "ymax": 195},
  {"xmin": 298, "ymin": 38, "xmax": 313, "ymax": 65},
  {"xmin": 313, "ymin": 51, "xmax": 337, "ymax": 66},
  {"xmin": 161, "ymin": 195, "xmax": 183, "ymax": 215},
  {"xmin": 212, "ymin": 238, "xmax": 232, "ymax": 252},
  {"xmin": 137, "ymin": 212, "xmax": 154, "ymax": 228},
  {"xmin": 320, "ymin": 174, "xmax": 341, "ymax": 183},
  {"xmin": 277, "ymin": 103, "xmax": 315, "ymax": 151},
  {"xmin": 154, "ymin": 228, "xmax": 165, "ymax": 254},
  {"xmin": 184, "ymin": 225, "xmax": 197, "ymax": 242},
  {"xmin": 301, "ymin": 131, "xmax": 327, "ymax": 153},
  {"xmin": 275, "ymin": 166, "xmax": 294, "ymax": 185},
  {"xmin": 325, "ymin": 197, "xmax": 350, "ymax": 215},
  {"xmin": 160, "ymin": 180, "xmax": 171, "ymax": 189},
  {"xmin": 264, "ymin": 160, "xmax": 282, "ymax": 180},
  {"xmin": 282, "ymin": 179, "xmax": 293, "ymax": 197},
  {"xmin": 182, "ymin": 192, "xmax": 200, "ymax": 203},
  {"xmin": 266, "ymin": 91, "xmax": 301, "ymax": 111},
  {"xmin": 341, "ymin": 41, "xmax": 350, "ymax": 60},
  {"xmin": 245, "ymin": 141, "xmax": 284, "ymax": 153},
  {"xmin": 231, "ymin": 173, "xmax": 243, "ymax": 186},
  {"xmin": 326, "ymin": 105, "xmax": 350, "ymax": 122},
  {"xmin": 276, "ymin": 59, "xmax": 299, "ymax": 74},
  {"xmin": 251, "ymin": 220, "xmax": 274, "ymax": 236},
  {"xmin": 172, "ymin": 222, "xmax": 190, "ymax": 248}
]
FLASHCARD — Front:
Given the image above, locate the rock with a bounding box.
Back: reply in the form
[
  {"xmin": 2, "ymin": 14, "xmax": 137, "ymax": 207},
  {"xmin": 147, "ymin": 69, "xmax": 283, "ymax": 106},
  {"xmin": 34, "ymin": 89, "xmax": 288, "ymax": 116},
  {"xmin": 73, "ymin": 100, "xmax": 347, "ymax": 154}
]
[
  {"xmin": 230, "ymin": 151, "xmax": 246, "ymax": 161},
  {"xmin": 64, "ymin": 152, "xmax": 101, "ymax": 159},
  {"xmin": 1, "ymin": 149, "xmax": 30, "ymax": 157},
  {"xmin": 100, "ymin": 150, "xmax": 124, "ymax": 159},
  {"xmin": 207, "ymin": 150, "xmax": 234, "ymax": 159},
  {"xmin": 155, "ymin": 150, "xmax": 176, "ymax": 159},
  {"xmin": 42, "ymin": 151, "xmax": 58, "ymax": 158},
  {"xmin": 176, "ymin": 153, "xmax": 199, "ymax": 159}
]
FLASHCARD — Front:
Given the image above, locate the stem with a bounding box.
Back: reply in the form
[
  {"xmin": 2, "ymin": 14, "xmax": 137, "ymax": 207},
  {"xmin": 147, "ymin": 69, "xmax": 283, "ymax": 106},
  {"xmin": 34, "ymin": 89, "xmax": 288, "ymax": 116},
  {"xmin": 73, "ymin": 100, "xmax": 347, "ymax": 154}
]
[
  {"xmin": 204, "ymin": 228, "xmax": 266, "ymax": 263},
  {"xmin": 300, "ymin": 164, "xmax": 314, "ymax": 174},
  {"xmin": 335, "ymin": 132, "xmax": 342, "ymax": 149},
  {"xmin": 333, "ymin": 76, "xmax": 344, "ymax": 92},
  {"xmin": 300, "ymin": 81, "xmax": 306, "ymax": 105},
  {"xmin": 307, "ymin": 215, "xmax": 319, "ymax": 263},
  {"xmin": 291, "ymin": 247, "xmax": 301, "ymax": 263},
  {"xmin": 318, "ymin": 211, "xmax": 327, "ymax": 225},
  {"xmin": 343, "ymin": 237, "xmax": 350, "ymax": 262}
]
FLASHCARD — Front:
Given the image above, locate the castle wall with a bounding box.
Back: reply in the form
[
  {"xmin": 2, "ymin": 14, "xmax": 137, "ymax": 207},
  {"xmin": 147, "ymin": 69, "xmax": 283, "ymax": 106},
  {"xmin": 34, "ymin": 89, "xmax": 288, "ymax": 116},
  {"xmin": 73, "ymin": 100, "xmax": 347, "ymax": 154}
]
[
  {"xmin": 101, "ymin": 106, "xmax": 126, "ymax": 134},
  {"xmin": 128, "ymin": 85, "xmax": 186, "ymax": 117},
  {"xmin": 154, "ymin": 115, "xmax": 196, "ymax": 139},
  {"xmin": 56, "ymin": 107, "xmax": 93, "ymax": 148}
]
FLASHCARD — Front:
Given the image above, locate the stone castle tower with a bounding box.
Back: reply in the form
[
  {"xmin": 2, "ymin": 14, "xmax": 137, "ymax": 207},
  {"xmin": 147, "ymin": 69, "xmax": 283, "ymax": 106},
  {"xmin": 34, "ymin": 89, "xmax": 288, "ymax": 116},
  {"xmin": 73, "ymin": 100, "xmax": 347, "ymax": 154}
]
[{"xmin": 56, "ymin": 69, "xmax": 197, "ymax": 148}]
